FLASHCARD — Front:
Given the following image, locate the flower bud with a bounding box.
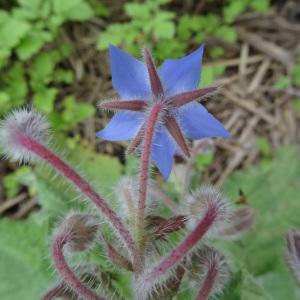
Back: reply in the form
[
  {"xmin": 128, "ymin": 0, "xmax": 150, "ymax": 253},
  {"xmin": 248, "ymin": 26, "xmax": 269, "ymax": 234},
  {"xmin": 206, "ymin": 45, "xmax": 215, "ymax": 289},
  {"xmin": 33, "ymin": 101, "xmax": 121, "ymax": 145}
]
[
  {"xmin": 114, "ymin": 176, "xmax": 137, "ymax": 220},
  {"xmin": 0, "ymin": 108, "xmax": 50, "ymax": 163},
  {"xmin": 186, "ymin": 185, "xmax": 231, "ymax": 235},
  {"xmin": 285, "ymin": 229, "xmax": 300, "ymax": 285},
  {"xmin": 191, "ymin": 245, "xmax": 230, "ymax": 300},
  {"xmin": 217, "ymin": 206, "xmax": 255, "ymax": 240},
  {"xmin": 147, "ymin": 215, "xmax": 186, "ymax": 242},
  {"xmin": 56, "ymin": 213, "xmax": 99, "ymax": 253}
]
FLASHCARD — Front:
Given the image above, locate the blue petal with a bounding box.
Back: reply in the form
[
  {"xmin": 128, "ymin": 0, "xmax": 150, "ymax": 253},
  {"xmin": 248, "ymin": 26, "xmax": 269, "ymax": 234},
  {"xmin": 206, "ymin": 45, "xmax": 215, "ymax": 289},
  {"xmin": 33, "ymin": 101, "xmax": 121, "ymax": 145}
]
[
  {"xmin": 109, "ymin": 45, "xmax": 150, "ymax": 99},
  {"xmin": 159, "ymin": 45, "xmax": 204, "ymax": 96},
  {"xmin": 151, "ymin": 128, "xmax": 176, "ymax": 180},
  {"xmin": 178, "ymin": 102, "xmax": 230, "ymax": 140},
  {"xmin": 96, "ymin": 111, "xmax": 143, "ymax": 141}
]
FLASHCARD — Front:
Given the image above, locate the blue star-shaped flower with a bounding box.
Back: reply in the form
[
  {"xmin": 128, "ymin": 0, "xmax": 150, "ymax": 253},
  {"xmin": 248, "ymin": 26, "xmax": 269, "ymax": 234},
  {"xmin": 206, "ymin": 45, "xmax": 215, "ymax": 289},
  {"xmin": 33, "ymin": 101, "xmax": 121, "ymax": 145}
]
[{"xmin": 97, "ymin": 45, "xmax": 230, "ymax": 180}]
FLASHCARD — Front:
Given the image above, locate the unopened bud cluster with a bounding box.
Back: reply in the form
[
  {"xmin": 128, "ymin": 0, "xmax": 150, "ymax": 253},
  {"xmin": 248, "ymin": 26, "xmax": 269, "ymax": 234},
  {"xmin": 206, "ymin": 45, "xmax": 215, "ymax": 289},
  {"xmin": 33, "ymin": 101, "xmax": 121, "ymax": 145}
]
[
  {"xmin": 56, "ymin": 213, "xmax": 99, "ymax": 253},
  {"xmin": 0, "ymin": 108, "xmax": 255, "ymax": 300},
  {"xmin": 0, "ymin": 108, "xmax": 50, "ymax": 163}
]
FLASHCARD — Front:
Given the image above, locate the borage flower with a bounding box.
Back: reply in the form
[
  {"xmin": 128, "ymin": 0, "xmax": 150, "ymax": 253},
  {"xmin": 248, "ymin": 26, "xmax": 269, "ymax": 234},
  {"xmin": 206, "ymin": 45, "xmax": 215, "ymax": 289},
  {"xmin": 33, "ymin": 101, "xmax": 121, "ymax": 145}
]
[{"xmin": 97, "ymin": 45, "xmax": 230, "ymax": 179}]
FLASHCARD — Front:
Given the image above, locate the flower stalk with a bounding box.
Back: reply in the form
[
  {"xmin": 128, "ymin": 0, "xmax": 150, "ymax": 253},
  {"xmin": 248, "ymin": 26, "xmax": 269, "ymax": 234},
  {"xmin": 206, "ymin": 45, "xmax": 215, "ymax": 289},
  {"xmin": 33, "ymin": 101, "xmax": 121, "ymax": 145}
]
[
  {"xmin": 137, "ymin": 103, "xmax": 164, "ymax": 259},
  {"xmin": 52, "ymin": 230, "xmax": 105, "ymax": 300},
  {"xmin": 42, "ymin": 283, "xmax": 67, "ymax": 300},
  {"xmin": 196, "ymin": 263, "xmax": 218, "ymax": 300},
  {"xmin": 138, "ymin": 201, "xmax": 219, "ymax": 292},
  {"xmin": 0, "ymin": 43, "xmax": 236, "ymax": 300},
  {"xmin": 14, "ymin": 127, "xmax": 140, "ymax": 269}
]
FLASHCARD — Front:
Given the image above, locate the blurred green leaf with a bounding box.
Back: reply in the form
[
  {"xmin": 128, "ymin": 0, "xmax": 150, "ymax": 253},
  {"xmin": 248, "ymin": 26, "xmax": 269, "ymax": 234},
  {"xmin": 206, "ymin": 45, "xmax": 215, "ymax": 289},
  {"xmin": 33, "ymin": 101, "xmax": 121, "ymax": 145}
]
[
  {"xmin": 241, "ymin": 270, "xmax": 272, "ymax": 300},
  {"xmin": 201, "ymin": 65, "xmax": 225, "ymax": 87},
  {"xmin": 16, "ymin": 30, "xmax": 52, "ymax": 60},
  {"xmin": 33, "ymin": 87, "xmax": 58, "ymax": 113},
  {"xmin": 0, "ymin": 11, "xmax": 31, "ymax": 52},
  {"xmin": 61, "ymin": 96, "xmax": 95, "ymax": 129},
  {"xmin": 215, "ymin": 25, "xmax": 237, "ymax": 43},
  {"xmin": 52, "ymin": 0, "xmax": 93, "ymax": 21},
  {"xmin": 273, "ymin": 76, "xmax": 290, "ymax": 89},
  {"xmin": 195, "ymin": 152, "xmax": 214, "ymax": 171},
  {"xmin": 0, "ymin": 217, "xmax": 52, "ymax": 300},
  {"xmin": 222, "ymin": 146, "xmax": 300, "ymax": 299},
  {"xmin": 3, "ymin": 167, "xmax": 31, "ymax": 197},
  {"xmin": 224, "ymin": 0, "xmax": 247, "ymax": 24},
  {"xmin": 292, "ymin": 65, "xmax": 300, "ymax": 86},
  {"xmin": 255, "ymin": 137, "xmax": 271, "ymax": 157},
  {"xmin": 53, "ymin": 68, "xmax": 74, "ymax": 84},
  {"xmin": 293, "ymin": 99, "xmax": 300, "ymax": 113},
  {"xmin": 249, "ymin": 0, "xmax": 270, "ymax": 12},
  {"xmin": 2, "ymin": 62, "xmax": 27, "ymax": 107}
]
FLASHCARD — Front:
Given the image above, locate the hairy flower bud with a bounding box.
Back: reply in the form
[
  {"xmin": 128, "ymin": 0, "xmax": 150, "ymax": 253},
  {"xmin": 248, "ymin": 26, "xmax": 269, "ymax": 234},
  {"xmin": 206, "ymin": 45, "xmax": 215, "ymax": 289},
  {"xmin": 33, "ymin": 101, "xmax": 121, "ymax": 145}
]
[
  {"xmin": 193, "ymin": 246, "xmax": 230, "ymax": 300},
  {"xmin": 114, "ymin": 176, "xmax": 137, "ymax": 220},
  {"xmin": 186, "ymin": 185, "xmax": 231, "ymax": 235},
  {"xmin": 0, "ymin": 108, "xmax": 50, "ymax": 163},
  {"xmin": 285, "ymin": 229, "xmax": 300, "ymax": 285},
  {"xmin": 217, "ymin": 206, "xmax": 255, "ymax": 240},
  {"xmin": 56, "ymin": 213, "xmax": 99, "ymax": 253}
]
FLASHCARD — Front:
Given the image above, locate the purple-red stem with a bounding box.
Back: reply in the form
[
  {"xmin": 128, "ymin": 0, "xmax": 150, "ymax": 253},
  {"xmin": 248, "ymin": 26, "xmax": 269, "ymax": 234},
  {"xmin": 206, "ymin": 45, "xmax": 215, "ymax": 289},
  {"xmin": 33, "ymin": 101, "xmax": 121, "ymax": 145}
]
[
  {"xmin": 137, "ymin": 104, "xmax": 164, "ymax": 258},
  {"xmin": 16, "ymin": 132, "xmax": 140, "ymax": 269},
  {"xmin": 41, "ymin": 283, "xmax": 65, "ymax": 300},
  {"xmin": 141, "ymin": 204, "xmax": 217, "ymax": 284},
  {"xmin": 196, "ymin": 262, "xmax": 218, "ymax": 300},
  {"xmin": 52, "ymin": 233, "xmax": 105, "ymax": 300}
]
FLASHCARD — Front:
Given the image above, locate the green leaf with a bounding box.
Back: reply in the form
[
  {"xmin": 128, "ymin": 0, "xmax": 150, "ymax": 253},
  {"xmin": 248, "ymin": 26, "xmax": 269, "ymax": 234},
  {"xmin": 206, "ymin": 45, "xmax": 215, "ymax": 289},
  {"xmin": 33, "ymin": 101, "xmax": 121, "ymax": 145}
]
[
  {"xmin": 292, "ymin": 65, "xmax": 300, "ymax": 86},
  {"xmin": 33, "ymin": 87, "xmax": 58, "ymax": 113},
  {"xmin": 200, "ymin": 65, "xmax": 225, "ymax": 87},
  {"xmin": 32, "ymin": 173, "xmax": 72, "ymax": 217},
  {"xmin": 68, "ymin": 148, "xmax": 123, "ymax": 196},
  {"xmin": 2, "ymin": 62, "xmax": 28, "ymax": 106},
  {"xmin": 154, "ymin": 21, "xmax": 175, "ymax": 39},
  {"xmin": 30, "ymin": 52, "xmax": 58, "ymax": 87},
  {"xmin": 52, "ymin": 0, "xmax": 93, "ymax": 21},
  {"xmin": 224, "ymin": 1, "xmax": 247, "ymax": 24},
  {"xmin": 223, "ymin": 146, "xmax": 300, "ymax": 299},
  {"xmin": 0, "ymin": 11, "xmax": 31, "ymax": 51},
  {"xmin": 62, "ymin": 96, "xmax": 95, "ymax": 128},
  {"xmin": 97, "ymin": 24, "xmax": 129, "ymax": 50},
  {"xmin": 255, "ymin": 137, "xmax": 271, "ymax": 157},
  {"xmin": 200, "ymin": 66, "xmax": 215, "ymax": 87},
  {"xmin": 3, "ymin": 167, "xmax": 31, "ymax": 197},
  {"xmin": 194, "ymin": 152, "xmax": 214, "ymax": 171},
  {"xmin": 53, "ymin": 68, "xmax": 74, "ymax": 84},
  {"xmin": 249, "ymin": 0, "xmax": 270, "ymax": 12},
  {"xmin": 125, "ymin": 3, "xmax": 151, "ymax": 19},
  {"xmin": 241, "ymin": 270, "xmax": 272, "ymax": 300},
  {"xmin": 0, "ymin": 217, "xmax": 52, "ymax": 300},
  {"xmin": 210, "ymin": 46, "xmax": 225, "ymax": 59},
  {"xmin": 0, "ymin": 92, "xmax": 10, "ymax": 114},
  {"xmin": 293, "ymin": 99, "xmax": 300, "ymax": 113},
  {"xmin": 16, "ymin": 30, "xmax": 52, "ymax": 60},
  {"xmin": 88, "ymin": 0, "xmax": 110, "ymax": 17},
  {"xmin": 215, "ymin": 25, "xmax": 237, "ymax": 43},
  {"xmin": 273, "ymin": 76, "xmax": 290, "ymax": 89}
]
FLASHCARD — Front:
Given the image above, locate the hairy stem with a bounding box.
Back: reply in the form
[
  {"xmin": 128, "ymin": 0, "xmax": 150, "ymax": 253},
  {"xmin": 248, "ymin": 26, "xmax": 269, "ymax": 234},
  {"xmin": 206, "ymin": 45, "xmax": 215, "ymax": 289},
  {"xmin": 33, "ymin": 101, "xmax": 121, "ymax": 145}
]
[
  {"xmin": 52, "ymin": 233, "xmax": 105, "ymax": 300},
  {"xmin": 41, "ymin": 283, "xmax": 66, "ymax": 300},
  {"xmin": 137, "ymin": 103, "xmax": 164, "ymax": 265},
  {"xmin": 140, "ymin": 204, "xmax": 217, "ymax": 288},
  {"xmin": 196, "ymin": 262, "xmax": 218, "ymax": 300},
  {"xmin": 16, "ymin": 132, "xmax": 140, "ymax": 269}
]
